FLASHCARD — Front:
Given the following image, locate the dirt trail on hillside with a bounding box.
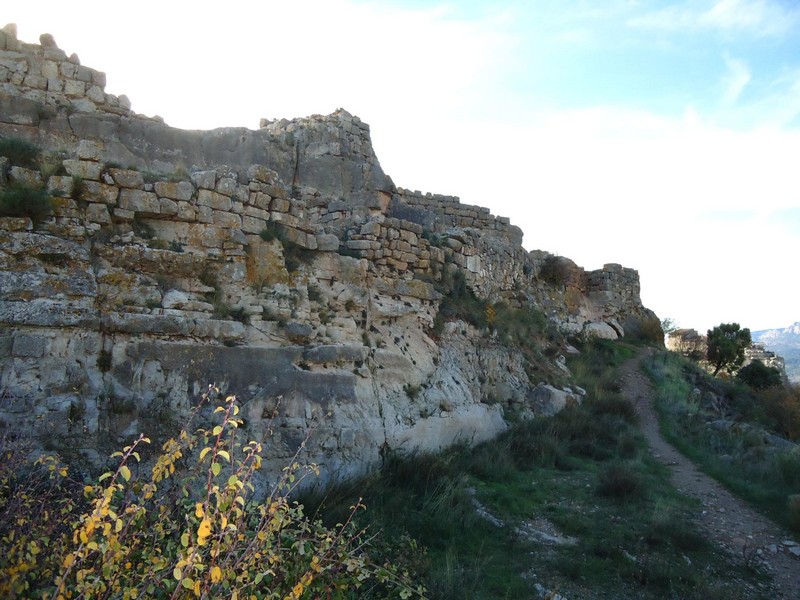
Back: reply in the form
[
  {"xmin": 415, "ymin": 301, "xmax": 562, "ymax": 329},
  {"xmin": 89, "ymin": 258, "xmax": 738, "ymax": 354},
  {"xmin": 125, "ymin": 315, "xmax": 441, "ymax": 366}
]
[{"xmin": 619, "ymin": 350, "xmax": 800, "ymax": 599}]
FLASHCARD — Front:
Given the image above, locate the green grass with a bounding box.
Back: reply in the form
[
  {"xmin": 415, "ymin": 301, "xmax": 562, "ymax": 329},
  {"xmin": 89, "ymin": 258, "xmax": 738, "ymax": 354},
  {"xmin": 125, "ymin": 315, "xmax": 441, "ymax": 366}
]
[
  {"xmin": 0, "ymin": 136, "xmax": 41, "ymax": 168},
  {"xmin": 644, "ymin": 350, "xmax": 800, "ymax": 532},
  {"xmin": 304, "ymin": 341, "xmax": 767, "ymax": 599},
  {"xmin": 0, "ymin": 184, "xmax": 53, "ymax": 223}
]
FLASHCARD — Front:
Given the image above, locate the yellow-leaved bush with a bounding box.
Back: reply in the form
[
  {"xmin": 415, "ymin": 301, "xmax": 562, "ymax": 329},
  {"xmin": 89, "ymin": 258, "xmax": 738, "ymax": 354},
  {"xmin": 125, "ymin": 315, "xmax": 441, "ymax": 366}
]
[{"xmin": 0, "ymin": 390, "xmax": 426, "ymax": 599}]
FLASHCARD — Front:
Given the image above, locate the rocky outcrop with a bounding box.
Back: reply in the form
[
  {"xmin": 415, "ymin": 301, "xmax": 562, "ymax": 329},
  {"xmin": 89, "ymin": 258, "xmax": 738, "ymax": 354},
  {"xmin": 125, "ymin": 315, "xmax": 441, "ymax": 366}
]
[{"xmin": 0, "ymin": 26, "xmax": 659, "ymax": 489}]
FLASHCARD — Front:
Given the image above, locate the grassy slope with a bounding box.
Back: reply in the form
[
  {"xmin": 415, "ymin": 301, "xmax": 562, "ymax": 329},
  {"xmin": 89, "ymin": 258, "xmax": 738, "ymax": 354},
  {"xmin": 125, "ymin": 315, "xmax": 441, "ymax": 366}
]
[
  {"xmin": 307, "ymin": 340, "xmax": 769, "ymax": 599},
  {"xmin": 643, "ymin": 351, "xmax": 800, "ymax": 531}
]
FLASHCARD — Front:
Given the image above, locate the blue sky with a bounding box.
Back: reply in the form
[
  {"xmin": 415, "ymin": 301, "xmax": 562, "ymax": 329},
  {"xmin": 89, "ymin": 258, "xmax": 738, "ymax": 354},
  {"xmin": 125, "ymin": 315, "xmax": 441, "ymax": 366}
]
[{"xmin": 7, "ymin": 0, "xmax": 800, "ymax": 333}]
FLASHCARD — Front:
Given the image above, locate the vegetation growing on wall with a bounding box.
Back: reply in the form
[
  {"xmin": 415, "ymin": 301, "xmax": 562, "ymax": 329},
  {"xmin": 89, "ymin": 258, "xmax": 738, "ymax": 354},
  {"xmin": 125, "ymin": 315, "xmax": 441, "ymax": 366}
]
[
  {"xmin": 260, "ymin": 223, "xmax": 315, "ymax": 273},
  {"xmin": 0, "ymin": 183, "xmax": 54, "ymax": 223}
]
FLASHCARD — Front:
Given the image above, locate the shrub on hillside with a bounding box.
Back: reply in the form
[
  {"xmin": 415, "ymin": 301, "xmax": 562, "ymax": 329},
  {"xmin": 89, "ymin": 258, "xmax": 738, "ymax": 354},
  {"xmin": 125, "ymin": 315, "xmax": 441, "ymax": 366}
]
[
  {"xmin": 538, "ymin": 255, "xmax": 572, "ymax": 287},
  {"xmin": 596, "ymin": 461, "xmax": 646, "ymax": 500},
  {"xmin": 736, "ymin": 360, "xmax": 782, "ymax": 390},
  {"xmin": 0, "ymin": 391, "xmax": 423, "ymax": 599},
  {"xmin": 760, "ymin": 384, "xmax": 800, "ymax": 441},
  {"xmin": 625, "ymin": 316, "xmax": 665, "ymax": 346},
  {"xmin": 0, "ymin": 136, "xmax": 41, "ymax": 168},
  {"xmin": 0, "ymin": 184, "xmax": 53, "ymax": 223}
]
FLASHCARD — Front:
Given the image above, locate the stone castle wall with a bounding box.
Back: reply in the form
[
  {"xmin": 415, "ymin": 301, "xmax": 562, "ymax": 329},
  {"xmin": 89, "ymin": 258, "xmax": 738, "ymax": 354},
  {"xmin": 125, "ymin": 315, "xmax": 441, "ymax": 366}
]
[
  {"xmin": 0, "ymin": 26, "xmax": 659, "ymax": 488},
  {"xmin": 0, "ymin": 25, "xmax": 132, "ymax": 122}
]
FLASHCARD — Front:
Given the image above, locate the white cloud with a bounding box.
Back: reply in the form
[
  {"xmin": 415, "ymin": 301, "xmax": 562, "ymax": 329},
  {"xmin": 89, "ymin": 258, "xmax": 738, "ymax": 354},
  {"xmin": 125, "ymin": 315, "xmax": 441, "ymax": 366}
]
[
  {"xmin": 629, "ymin": 0, "xmax": 800, "ymax": 37},
  {"xmin": 721, "ymin": 54, "xmax": 751, "ymax": 104}
]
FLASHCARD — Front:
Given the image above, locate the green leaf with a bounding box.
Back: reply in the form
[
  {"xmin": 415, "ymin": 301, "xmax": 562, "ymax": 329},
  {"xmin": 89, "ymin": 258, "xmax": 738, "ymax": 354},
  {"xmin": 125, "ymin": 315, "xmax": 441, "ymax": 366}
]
[
  {"xmin": 98, "ymin": 472, "xmax": 112, "ymax": 482},
  {"xmin": 181, "ymin": 577, "xmax": 194, "ymax": 589},
  {"xmin": 199, "ymin": 447, "xmax": 211, "ymax": 462},
  {"xmin": 119, "ymin": 465, "xmax": 131, "ymax": 482},
  {"xmin": 218, "ymin": 450, "xmax": 230, "ymax": 462},
  {"xmin": 212, "ymin": 462, "xmax": 221, "ymax": 477},
  {"xmin": 212, "ymin": 425, "xmax": 223, "ymax": 436}
]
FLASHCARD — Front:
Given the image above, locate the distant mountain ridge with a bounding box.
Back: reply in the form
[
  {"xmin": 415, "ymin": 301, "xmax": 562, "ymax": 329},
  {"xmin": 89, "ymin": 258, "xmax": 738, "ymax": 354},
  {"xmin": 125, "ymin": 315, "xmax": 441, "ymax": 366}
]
[{"xmin": 752, "ymin": 322, "xmax": 800, "ymax": 383}]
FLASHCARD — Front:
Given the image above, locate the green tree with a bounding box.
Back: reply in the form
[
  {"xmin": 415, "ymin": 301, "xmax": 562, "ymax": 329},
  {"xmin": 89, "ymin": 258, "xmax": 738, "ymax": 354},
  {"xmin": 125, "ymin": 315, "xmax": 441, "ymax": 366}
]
[
  {"xmin": 706, "ymin": 322, "xmax": 751, "ymax": 376},
  {"xmin": 736, "ymin": 359, "xmax": 782, "ymax": 390},
  {"xmin": 660, "ymin": 317, "xmax": 678, "ymax": 335}
]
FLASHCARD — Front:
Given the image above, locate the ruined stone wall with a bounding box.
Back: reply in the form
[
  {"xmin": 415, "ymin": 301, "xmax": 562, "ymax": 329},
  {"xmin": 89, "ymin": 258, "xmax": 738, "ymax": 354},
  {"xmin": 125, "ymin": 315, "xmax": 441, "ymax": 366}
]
[
  {"xmin": 0, "ymin": 25, "xmax": 131, "ymax": 122},
  {"xmin": 0, "ymin": 27, "xmax": 658, "ymax": 488},
  {"xmin": 394, "ymin": 188, "xmax": 518, "ymax": 239}
]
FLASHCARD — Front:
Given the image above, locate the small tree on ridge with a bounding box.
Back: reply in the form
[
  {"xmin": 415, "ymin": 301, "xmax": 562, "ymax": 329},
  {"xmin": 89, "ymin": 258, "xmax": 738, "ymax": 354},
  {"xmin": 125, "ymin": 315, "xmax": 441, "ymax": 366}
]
[{"xmin": 706, "ymin": 322, "xmax": 751, "ymax": 376}]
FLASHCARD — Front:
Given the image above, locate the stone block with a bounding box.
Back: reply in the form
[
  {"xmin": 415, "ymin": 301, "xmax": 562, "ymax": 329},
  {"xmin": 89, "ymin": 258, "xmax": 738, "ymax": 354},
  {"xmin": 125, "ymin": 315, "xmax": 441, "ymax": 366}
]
[
  {"xmin": 82, "ymin": 180, "xmax": 118, "ymax": 205},
  {"xmin": 243, "ymin": 205, "xmax": 270, "ymax": 220},
  {"xmin": 347, "ymin": 240, "xmax": 374, "ymax": 251},
  {"xmin": 63, "ymin": 79, "xmax": 85, "ymax": 97},
  {"xmin": 200, "ymin": 226, "xmax": 225, "ymax": 248},
  {"xmin": 109, "ymin": 168, "xmax": 144, "ymax": 188},
  {"xmin": 197, "ymin": 189, "xmax": 232, "ymax": 211},
  {"xmin": 316, "ymin": 233, "xmax": 340, "ymax": 252},
  {"xmin": 196, "ymin": 206, "xmax": 213, "ymax": 224},
  {"xmin": 270, "ymin": 198, "xmax": 290, "ymax": 213},
  {"xmin": 159, "ymin": 198, "xmax": 178, "ymax": 216},
  {"xmin": 360, "ymin": 221, "xmax": 382, "ymax": 236},
  {"xmin": 86, "ymin": 85, "xmax": 105, "ymax": 104},
  {"xmin": 176, "ymin": 201, "xmax": 197, "ymax": 222},
  {"xmin": 23, "ymin": 73, "xmax": 47, "ymax": 89},
  {"xmin": 252, "ymin": 192, "xmax": 271, "ymax": 210},
  {"xmin": 9, "ymin": 166, "xmax": 42, "ymax": 187},
  {"xmin": 241, "ymin": 215, "xmax": 266, "ymax": 234},
  {"xmin": 12, "ymin": 334, "xmax": 47, "ymax": 357},
  {"xmin": 215, "ymin": 177, "xmax": 237, "ymax": 196},
  {"xmin": 246, "ymin": 164, "xmax": 278, "ymax": 183},
  {"xmin": 154, "ymin": 180, "xmax": 193, "ymax": 201},
  {"xmin": 119, "ymin": 189, "xmax": 159, "ymax": 214},
  {"xmin": 113, "ymin": 208, "xmax": 135, "ymax": 221},
  {"xmin": 63, "ymin": 159, "xmax": 102, "ymax": 181},
  {"xmin": 75, "ymin": 65, "xmax": 94, "ymax": 82},
  {"xmin": 41, "ymin": 60, "xmax": 59, "ymax": 79},
  {"xmin": 0, "ymin": 217, "xmax": 32, "ymax": 231},
  {"xmin": 212, "ymin": 210, "xmax": 242, "ymax": 229},
  {"xmin": 70, "ymin": 99, "xmax": 97, "ymax": 113},
  {"xmin": 76, "ymin": 140, "xmax": 102, "ymax": 161},
  {"xmin": 191, "ymin": 170, "xmax": 216, "ymax": 190},
  {"xmin": 86, "ymin": 203, "xmax": 111, "ymax": 224}
]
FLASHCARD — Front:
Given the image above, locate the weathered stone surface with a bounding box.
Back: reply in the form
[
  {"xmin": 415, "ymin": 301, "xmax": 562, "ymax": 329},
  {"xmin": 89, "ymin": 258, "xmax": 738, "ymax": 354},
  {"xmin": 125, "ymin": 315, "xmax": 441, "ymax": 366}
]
[
  {"xmin": 63, "ymin": 159, "xmax": 102, "ymax": 180},
  {"xmin": 109, "ymin": 168, "xmax": 144, "ymax": 188},
  {"xmin": 118, "ymin": 189, "xmax": 159, "ymax": 214},
  {"xmin": 154, "ymin": 180, "xmax": 193, "ymax": 201},
  {"xmin": 0, "ymin": 32, "xmax": 659, "ymax": 490}
]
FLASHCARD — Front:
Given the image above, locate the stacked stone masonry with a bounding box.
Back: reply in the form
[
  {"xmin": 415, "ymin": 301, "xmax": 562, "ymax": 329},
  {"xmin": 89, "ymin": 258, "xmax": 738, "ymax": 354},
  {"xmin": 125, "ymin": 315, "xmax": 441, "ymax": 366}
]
[
  {"xmin": 0, "ymin": 25, "xmax": 132, "ymax": 121},
  {"xmin": 0, "ymin": 27, "xmax": 659, "ymax": 488}
]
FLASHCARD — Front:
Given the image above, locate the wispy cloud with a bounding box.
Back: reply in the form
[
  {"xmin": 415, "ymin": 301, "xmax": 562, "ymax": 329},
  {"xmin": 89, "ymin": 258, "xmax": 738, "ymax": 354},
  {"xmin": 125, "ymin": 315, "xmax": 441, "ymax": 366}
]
[
  {"xmin": 721, "ymin": 54, "xmax": 751, "ymax": 104},
  {"xmin": 629, "ymin": 0, "xmax": 800, "ymax": 37}
]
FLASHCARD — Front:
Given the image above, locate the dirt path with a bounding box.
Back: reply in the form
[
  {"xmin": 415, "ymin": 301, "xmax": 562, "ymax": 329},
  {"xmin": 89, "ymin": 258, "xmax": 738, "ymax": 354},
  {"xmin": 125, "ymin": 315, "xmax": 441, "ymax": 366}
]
[{"xmin": 619, "ymin": 350, "xmax": 800, "ymax": 599}]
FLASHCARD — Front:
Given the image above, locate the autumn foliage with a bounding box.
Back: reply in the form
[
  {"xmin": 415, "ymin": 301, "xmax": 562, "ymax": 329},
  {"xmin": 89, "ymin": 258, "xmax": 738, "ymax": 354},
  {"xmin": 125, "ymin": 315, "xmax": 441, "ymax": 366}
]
[{"xmin": 0, "ymin": 390, "xmax": 423, "ymax": 599}]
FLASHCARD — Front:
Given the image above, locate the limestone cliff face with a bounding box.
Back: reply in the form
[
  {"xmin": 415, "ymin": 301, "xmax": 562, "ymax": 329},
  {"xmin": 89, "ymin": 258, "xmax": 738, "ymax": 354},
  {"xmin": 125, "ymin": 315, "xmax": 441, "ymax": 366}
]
[{"xmin": 0, "ymin": 27, "xmax": 658, "ymax": 488}]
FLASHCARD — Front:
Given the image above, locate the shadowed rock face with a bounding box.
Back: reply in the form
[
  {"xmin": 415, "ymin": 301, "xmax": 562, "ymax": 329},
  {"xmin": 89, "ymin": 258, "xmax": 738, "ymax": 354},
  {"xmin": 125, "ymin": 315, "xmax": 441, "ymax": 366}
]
[{"xmin": 0, "ymin": 26, "xmax": 659, "ymax": 490}]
